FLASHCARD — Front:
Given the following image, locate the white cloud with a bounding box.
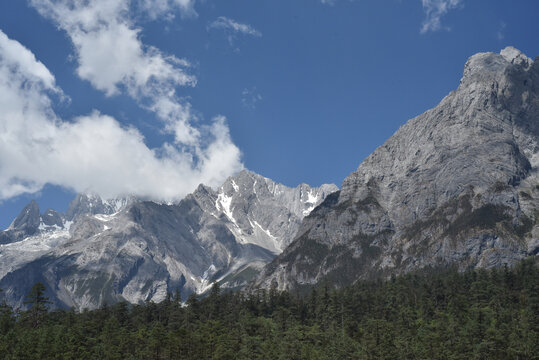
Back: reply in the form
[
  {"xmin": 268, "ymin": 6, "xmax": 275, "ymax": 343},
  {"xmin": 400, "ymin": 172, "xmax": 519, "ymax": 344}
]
[
  {"xmin": 241, "ymin": 87, "xmax": 262, "ymax": 110},
  {"xmin": 322, "ymin": 0, "xmax": 462, "ymax": 34},
  {"xmin": 0, "ymin": 29, "xmax": 242, "ymax": 201},
  {"xmin": 137, "ymin": 0, "xmax": 197, "ymax": 19},
  {"xmin": 497, "ymin": 21, "xmax": 506, "ymax": 41},
  {"xmin": 29, "ymin": 0, "xmax": 196, "ymax": 98},
  {"xmin": 420, "ymin": 0, "xmax": 463, "ymax": 34},
  {"xmin": 29, "ymin": 0, "xmax": 200, "ymax": 146},
  {"xmin": 0, "ymin": 31, "xmax": 58, "ymax": 91},
  {"xmin": 208, "ymin": 17, "xmax": 262, "ymax": 38}
]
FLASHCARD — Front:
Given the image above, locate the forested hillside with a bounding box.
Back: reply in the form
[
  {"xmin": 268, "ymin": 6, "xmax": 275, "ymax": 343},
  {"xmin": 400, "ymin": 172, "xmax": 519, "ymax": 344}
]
[{"xmin": 0, "ymin": 258, "xmax": 537, "ymax": 359}]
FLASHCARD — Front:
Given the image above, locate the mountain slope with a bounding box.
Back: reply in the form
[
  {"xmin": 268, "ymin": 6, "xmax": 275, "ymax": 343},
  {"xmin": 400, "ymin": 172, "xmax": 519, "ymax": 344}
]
[
  {"xmin": 0, "ymin": 170, "xmax": 337, "ymax": 309},
  {"xmin": 256, "ymin": 47, "xmax": 539, "ymax": 291}
]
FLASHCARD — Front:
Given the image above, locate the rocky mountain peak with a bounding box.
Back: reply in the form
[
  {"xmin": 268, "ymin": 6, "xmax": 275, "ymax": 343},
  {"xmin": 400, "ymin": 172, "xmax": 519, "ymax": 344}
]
[
  {"xmin": 460, "ymin": 47, "xmax": 535, "ymax": 87},
  {"xmin": 11, "ymin": 200, "xmax": 40, "ymax": 232},
  {"xmin": 198, "ymin": 170, "xmax": 339, "ymax": 255},
  {"xmin": 500, "ymin": 46, "xmax": 533, "ymax": 68},
  {"xmin": 65, "ymin": 193, "xmax": 134, "ymax": 221},
  {"xmin": 256, "ymin": 47, "xmax": 538, "ymax": 291},
  {"xmin": 0, "ymin": 200, "xmax": 42, "ymax": 244},
  {"xmin": 0, "ymin": 169, "xmax": 337, "ymax": 309},
  {"xmin": 41, "ymin": 209, "xmax": 63, "ymax": 228}
]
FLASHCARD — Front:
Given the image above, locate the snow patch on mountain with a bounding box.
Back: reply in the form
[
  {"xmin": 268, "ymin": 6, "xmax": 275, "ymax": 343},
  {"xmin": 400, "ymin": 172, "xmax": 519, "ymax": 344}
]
[{"xmin": 0, "ymin": 169, "xmax": 338, "ymax": 310}]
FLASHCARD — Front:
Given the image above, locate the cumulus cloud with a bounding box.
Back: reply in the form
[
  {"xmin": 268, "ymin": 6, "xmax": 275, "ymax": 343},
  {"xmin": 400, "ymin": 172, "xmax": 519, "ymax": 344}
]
[
  {"xmin": 29, "ymin": 0, "xmax": 200, "ymax": 145},
  {"xmin": 0, "ymin": 31, "xmax": 58, "ymax": 92},
  {"xmin": 420, "ymin": 0, "xmax": 463, "ymax": 34},
  {"xmin": 0, "ymin": 28, "xmax": 242, "ymax": 201}
]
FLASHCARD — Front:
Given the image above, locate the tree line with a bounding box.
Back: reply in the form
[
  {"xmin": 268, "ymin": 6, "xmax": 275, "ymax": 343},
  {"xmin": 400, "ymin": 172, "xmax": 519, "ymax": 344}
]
[{"xmin": 0, "ymin": 258, "xmax": 537, "ymax": 359}]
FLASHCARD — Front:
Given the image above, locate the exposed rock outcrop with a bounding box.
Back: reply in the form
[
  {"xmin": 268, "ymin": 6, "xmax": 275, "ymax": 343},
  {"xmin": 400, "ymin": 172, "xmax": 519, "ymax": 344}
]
[
  {"xmin": 256, "ymin": 47, "xmax": 538, "ymax": 291},
  {"xmin": 0, "ymin": 170, "xmax": 337, "ymax": 309}
]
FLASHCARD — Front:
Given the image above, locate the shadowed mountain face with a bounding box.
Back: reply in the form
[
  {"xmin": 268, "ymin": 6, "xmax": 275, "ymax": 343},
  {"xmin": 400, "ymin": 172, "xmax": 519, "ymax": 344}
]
[
  {"xmin": 0, "ymin": 170, "xmax": 337, "ymax": 310},
  {"xmin": 256, "ymin": 47, "xmax": 539, "ymax": 291}
]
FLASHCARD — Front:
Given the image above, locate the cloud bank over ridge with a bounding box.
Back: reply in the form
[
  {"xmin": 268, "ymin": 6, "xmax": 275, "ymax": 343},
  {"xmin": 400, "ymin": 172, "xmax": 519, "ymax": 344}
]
[
  {"xmin": 0, "ymin": 0, "xmax": 242, "ymax": 202},
  {"xmin": 0, "ymin": 0, "xmax": 469, "ymax": 203}
]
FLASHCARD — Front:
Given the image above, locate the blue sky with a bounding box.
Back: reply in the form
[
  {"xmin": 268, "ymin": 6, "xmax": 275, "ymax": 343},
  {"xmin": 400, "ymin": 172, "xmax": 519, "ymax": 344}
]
[{"xmin": 0, "ymin": 0, "xmax": 538, "ymax": 228}]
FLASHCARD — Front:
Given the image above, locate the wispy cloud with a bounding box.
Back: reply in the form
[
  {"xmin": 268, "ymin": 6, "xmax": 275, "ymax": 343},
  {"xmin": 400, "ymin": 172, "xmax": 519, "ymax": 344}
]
[
  {"xmin": 208, "ymin": 17, "xmax": 262, "ymax": 38},
  {"xmin": 497, "ymin": 21, "xmax": 506, "ymax": 41},
  {"xmin": 0, "ymin": 1, "xmax": 244, "ymax": 202},
  {"xmin": 322, "ymin": 0, "xmax": 462, "ymax": 35},
  {"xmin": 136, "ymin": 0, "xmax": 197, "ymax": 20},
  {"xmin": 241, "ymin": 87, "xmax": 263, "ymax": 110},
  {"xmin": 420, "ymin": 0, "xmax": 463, "ymax": 34}
]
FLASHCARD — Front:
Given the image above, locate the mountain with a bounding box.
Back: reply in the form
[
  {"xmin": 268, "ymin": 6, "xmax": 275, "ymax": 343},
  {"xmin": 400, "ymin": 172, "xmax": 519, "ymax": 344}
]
[
  {"xmin": 0, "ymin": 170, "xmax": 337, "ymax": 309},
  {"xmin": 255, "ymin": 47, "xmax": 539, "ymax": 291},
  {"xmin": 0, "ymin": 201, "xmax": 41, "ymax": 244},
  {"xmin": 2, "ymin": 46, "xmax": 536, "ymax": 308}
]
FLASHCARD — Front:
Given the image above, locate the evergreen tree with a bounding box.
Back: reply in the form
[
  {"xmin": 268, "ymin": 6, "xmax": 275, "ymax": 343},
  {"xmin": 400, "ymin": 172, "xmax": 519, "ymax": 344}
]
[
  {"xmin": 0, "ymin": 258, "xmax": 536, "ymax": 359},
  {"xmin": 23, "ymin": 282, "xmax": 52, "ymax": 328},
  {"xmin": 0, "ymin": 287, "xmax": 15, "ymax": 336}
]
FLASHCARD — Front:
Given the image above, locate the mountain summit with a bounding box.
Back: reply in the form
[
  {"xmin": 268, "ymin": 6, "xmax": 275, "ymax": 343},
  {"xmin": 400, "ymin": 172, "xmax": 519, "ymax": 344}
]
[
  {"xmin": 0, "ymin": 170, "xmax": 337, "ymax": 309},
  {"xmin": 0, "ymin": 47, "xmax": 536, "ymax": 307},
  {"xmin": 256, "ymin": 47, "xmax": 538, "ymax": 290}
]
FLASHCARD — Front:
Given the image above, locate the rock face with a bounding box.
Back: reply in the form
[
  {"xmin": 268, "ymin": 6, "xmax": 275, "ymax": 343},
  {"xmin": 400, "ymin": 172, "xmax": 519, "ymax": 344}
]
[
  {"xmin": 65, "ymin": 194, "xmax": 134, "ymax": 221},
  {"xmin": 0, "ymin": 201, "xmax": 41, "ymax": 244},
  {"xmin": 0, "ymin": 170, "xmax": 337, "ymax": 309},
  {"xmin": 256, "ymin": 47, "xmax": 539, "ymax": 291}
]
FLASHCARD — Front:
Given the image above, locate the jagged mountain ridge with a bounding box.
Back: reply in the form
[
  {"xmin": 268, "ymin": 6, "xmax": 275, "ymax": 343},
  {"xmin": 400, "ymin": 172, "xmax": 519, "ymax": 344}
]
[
  {"xmin": 0, "ymin": 194, "xmax": 132, "ymax": 246},
  {"xmin": 0, "ymin": 170, "xmax": 337, "ymax": 309},
  {"xmin": 256, "ymin": 47, "xmax": 539, "ymax": 291}
]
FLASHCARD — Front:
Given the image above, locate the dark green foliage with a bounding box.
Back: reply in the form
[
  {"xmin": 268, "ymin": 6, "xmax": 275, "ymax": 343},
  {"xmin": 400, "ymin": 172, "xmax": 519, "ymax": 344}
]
[
  {"xmin": 404, "ymin": 189, "xmax": 535, "ymax": 244},
  {"xmin": 0, "ymin": 259, "xmax": 537, "ymax": 359},
  {"xmin": 512, "ymin": 213, "xmax": 534, "ymax": 239},
  {"xmin": 447, "ymin": 204, "xmax": 508, "ymax": 235},
  {"xmin": 403, "ymin": 192, "xmax": 474, "ymax": 241},
  {"xmin": 22, "ymin": 282, "xmax": 51, "ymax": 329},
  {"xmin": 0, "ymin": 288, "xmax": 15, "ymax": 337},
  {"xmin": 279, "ymin": 235, "xmax": 329, "ymax": 276}
]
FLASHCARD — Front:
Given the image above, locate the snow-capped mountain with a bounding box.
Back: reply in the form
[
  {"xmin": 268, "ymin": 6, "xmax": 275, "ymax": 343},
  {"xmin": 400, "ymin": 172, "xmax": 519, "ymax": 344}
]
[{"xmin": 0, "ymin": 170, "xmax": 337, "ymax": 310}]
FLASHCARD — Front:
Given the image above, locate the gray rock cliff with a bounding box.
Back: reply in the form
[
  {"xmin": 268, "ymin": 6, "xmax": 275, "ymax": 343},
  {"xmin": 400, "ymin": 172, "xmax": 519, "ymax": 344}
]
[
  {"xmin": 0, "ymin": 170, "xmax": 337, "ymax": 309},
  {"xmin": 256, "ymin": 47, "xmax": 538, "ymax": 291}
]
